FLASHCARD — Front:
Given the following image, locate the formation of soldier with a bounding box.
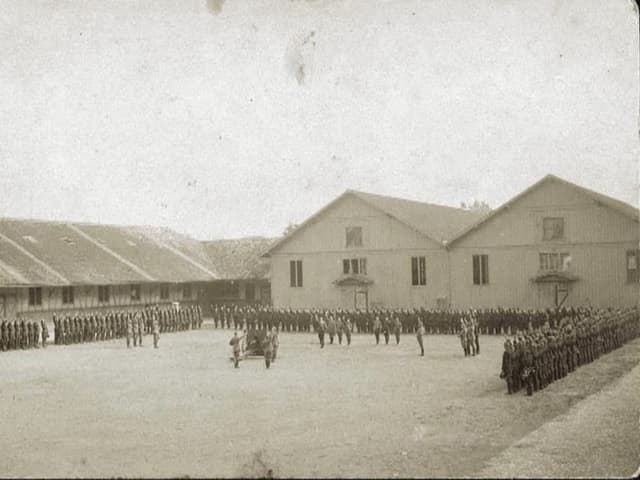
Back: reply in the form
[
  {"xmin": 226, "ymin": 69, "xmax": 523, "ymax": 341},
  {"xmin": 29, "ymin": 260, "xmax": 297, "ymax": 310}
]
[
  {"xmin": 210, "ymin": 303, "xmax": 583, "ymax": 337},
  {"xmin": 0, "ymin": 319, "xmax": 48, "ymax": 351},
  {"xmin": 51, "ymin": 304, "xmax": 203, "ymax": 347},
  {"xmin": 500, "ymin": 306, "xmax": 640, "ymax": 396}
]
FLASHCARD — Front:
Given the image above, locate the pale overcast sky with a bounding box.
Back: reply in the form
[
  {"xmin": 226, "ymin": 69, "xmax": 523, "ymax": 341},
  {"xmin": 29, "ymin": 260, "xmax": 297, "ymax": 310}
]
[{"xmin": 0, "ymin": 0, "xmax": 638, "ymax": 240}]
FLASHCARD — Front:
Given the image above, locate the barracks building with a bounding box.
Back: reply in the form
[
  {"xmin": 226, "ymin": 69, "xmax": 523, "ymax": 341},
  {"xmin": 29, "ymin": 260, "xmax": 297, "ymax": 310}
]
[
  {"xmin": 0, "ymin": 218, "xmax": 272, "ymax": 322},
  {"xmin": 264, "ymin": 174, "xmax": 640, "ymax": 311}
]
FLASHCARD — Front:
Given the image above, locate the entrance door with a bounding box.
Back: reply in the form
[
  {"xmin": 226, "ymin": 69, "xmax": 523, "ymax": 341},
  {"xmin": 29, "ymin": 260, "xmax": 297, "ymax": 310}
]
[
  {"xmin": 538, "ymin": 282, "xmax": 570, "ymax": 308},
  {"xmin": 355, "ymin": 289, "xmax": 368, "ymax": 311}
]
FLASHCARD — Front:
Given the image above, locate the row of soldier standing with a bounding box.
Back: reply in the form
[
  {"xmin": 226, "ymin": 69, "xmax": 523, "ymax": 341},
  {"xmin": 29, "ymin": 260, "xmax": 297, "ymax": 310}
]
[{"xmin": 0, "ymin": 320, "xmax": 49, "ymax": 351}]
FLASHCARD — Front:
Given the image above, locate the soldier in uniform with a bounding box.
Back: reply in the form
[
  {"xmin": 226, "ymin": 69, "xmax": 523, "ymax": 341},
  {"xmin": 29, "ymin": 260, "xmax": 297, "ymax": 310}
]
[
  {"xmin": 373, "ymin": 314, "xmax": 382, "ymax": 345},
  {"xmin": 316, "ymin": 316, "xmax": 326, "ymax": 349},
  {"xmin": 327, "ymin": 314, "xmax": 336, "ymax": 345},
  {"xmin": 263, "ymin": 330, "xmax": 274, "ymax": 369},
  {"xmin": 271, "ymin": 327, "xmax": 279, "ymax": 361},
  {"xmin": 392, "ymin": 314, "xmax": 401, "ymax": 345},
  {"xmin": 152, "ymin": 311, "xmax": 160, "ymax": 349},
  {"xmin": 33, "ymin": 321, "xmax": 40, "ymax": 348},
  {"xmin": 229, "ymin": 331, "xmax": 245, "ymax": 368},
  {"xmin": 8, "ymin": 321, "xmax": 15, "ymax": 350},
  {"xmin": 416, "ymin": 320, "xmax": 425, "ymax": 356},
  {"xmin": 136, "ymin": 312, "xmax": 144, "ymax": 347},
  {"xmin": 500, "ymin": 339, "xmax": 514, "ymax": 394},
  {"xmin": 20, "ymin": 320, "xmax": 27, "ymax": 349},
  {"xmin": 41, "ymin": 320, "xmax": 49, "ymax": 348},
  {"xmin": 126, "ymin": 313, "xmax": 133, "ymax": 348},
  {"xmin": 382, "ymin": 315, "xmax": 390, "ymax": 345},
  {"xmin": 343, "ymin": 316, "xmax": 352, "ymax": 346}
]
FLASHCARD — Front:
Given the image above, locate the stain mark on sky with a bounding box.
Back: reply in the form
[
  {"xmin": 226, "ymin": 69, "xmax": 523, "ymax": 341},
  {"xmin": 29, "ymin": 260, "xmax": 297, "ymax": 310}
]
[
  {"xmin": 286, "ymin": 31, "xmax": 316, "ymax": 85},
  {"xmin": 206, "ymin": 0, "xmax": 225, "ymax": 15}
]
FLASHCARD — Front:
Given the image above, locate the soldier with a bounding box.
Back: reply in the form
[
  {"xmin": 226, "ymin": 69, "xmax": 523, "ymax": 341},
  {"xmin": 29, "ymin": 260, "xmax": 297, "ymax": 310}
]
[
  {"xmin": 229, "ymin": 331, "xmax": 245, "ymax": 368},
  {"xmin": 271, "ymin": 327, "xmax": 279, "ymax": 362},
  {"xmin": 343, "ymin": 316, "xmax": 352, "ymax": 346},
  {"xmin": 472, "ymin": 315, "xmax": 480, "ymax": 354},
  {"xmin": 416, "ymin": 320, "xmax": 425, "ymax": 356},
  {"xmin": 336, "ymin": 315, "xmax": 343, "ymax": 345},
  {"xmin": 263, "ymin": 330, "xmax": 274, "ymax": 369},
  {"xmin": 136, "ymin": 312, "xmax": 144, "ymax": 347},
  {"xmin": 41, "ymin": 320, "xmax": 49, "ymax": 348},
  {"xmin": 500, "ymin": 339, "xmax": 513, "ymax": 394},
  {"xmin": 317, "ymin": 316, "xmax": 326, "ymax": 349},
  {"xmin": 8, "ymin": 321, "xmax": 15, "ymax": 350},
  {"xmin": 0, "ymin": 320, "xmax": 7, "ymax": 351},
  {"xmin": 459, "ymin": 321, "xmax": 469, "ymax": 356},
  {"xmin": 382, "ymin": 316, "xmax": 390, "ymax": 345},
  {"xmin": 33, "ymin": 321, "xmax": 40, "ymax": 348},
  {"xmin": 522, "ymin": 341, "xmax": 535, "ymax": 396},
  {"xmin": 151, "ymin": 311, "xmax": 160, "ymax": 349},
  {"xmin": 327, "ymin": 314, "xmax": 336, "ymax": 345},
  {"xmin": 126, "ymin": 313, "xmax": 133, "ymax": 348},
  {"xmin": 373, "ymin": 314, "xmax": 382, "ymax": 345},
  {"xmin": 20, "ymin": 321, "xmax": 27, "ymax": 349},
  {"xmin": 392, "ymin": 314, "xmax": 401, "ymax": 345}
]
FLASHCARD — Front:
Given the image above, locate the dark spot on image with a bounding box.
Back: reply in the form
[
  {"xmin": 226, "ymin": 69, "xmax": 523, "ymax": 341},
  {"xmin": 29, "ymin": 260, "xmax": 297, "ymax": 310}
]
[{"xmin": 206, "ymin": 0, "xmax": 225, "ymax": 15}]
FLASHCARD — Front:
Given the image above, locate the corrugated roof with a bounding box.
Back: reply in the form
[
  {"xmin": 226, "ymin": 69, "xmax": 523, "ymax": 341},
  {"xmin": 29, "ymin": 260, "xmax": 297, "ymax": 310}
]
[
  {"xmin": 202, "ymin": 237, "xmax": 277, "ymax": 280},
  {"xmin": 265, "ymin": 189, "xmax": 484, "ymax": 255},
  {"xmin": 0, "ymin": 218, "xmax": 220, "ymax": 287}
]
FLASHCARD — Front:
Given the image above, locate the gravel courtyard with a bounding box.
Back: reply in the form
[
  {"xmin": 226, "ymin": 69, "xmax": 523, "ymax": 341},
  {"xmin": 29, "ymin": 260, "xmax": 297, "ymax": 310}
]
[{"xmin": 1, "ymin": 322, "xmax": 638, "ymax": 478}]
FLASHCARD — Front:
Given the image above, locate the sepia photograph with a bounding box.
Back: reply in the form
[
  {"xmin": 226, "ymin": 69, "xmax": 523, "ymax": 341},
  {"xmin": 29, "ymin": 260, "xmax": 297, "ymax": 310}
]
[{"xmin": 0, "ymin": 0, "xmax": 638, "ymax": 478}]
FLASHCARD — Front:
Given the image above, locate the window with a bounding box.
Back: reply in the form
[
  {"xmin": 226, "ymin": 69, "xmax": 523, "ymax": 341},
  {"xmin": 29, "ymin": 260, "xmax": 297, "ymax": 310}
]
[
  {"xmin": 160, "ymin": 284, "xmax": 169, "ymax": 300},
  {"xmin": 359, "ymin": 258, "xmax": 367, "ymax": 275},
  {"xmin": 98, "ymin": 285, "xmax": 110, "ymax": 303},
  {"xmin": 472, "ymin": 254, "xmax": 489, "ymax": 285},
  {"xmin": 62, "ymin": 286, "xmax": 74, "ymax": 304},
  {"xmin": 342, "ymin": 258, "xmax": 367, "ymax": 275},
  {"xmin": 351, "ymin": 258, "xmax": 359, "ymax": 274},
  {"xmin": 539, "ymin": 252, "xmax": 570, "ymax": 271},
  {"xmin": 346, "ymin": 226, "xmax": 363, "ymax": 248},
  {"xmin": 627, "ymin": 249, "xmax": 640, "ymax": 283},
  {"xmin": 182, "ymin": 284, "xmax": 192, "ymax": 299},
  {"xmin": 28, "ymin": 287, "xmax": 42, "ymax": 306},
  {"xmin": 130, "ymin": 284, "xmax": 141, "ymax": 301},
  {"xmin": 289, "ymin": 260, "xmax": 303, "ymax": 287},
  {"xmin": 245, "ymin": 283, "xmax": 255, "ymax": 301},
  {"xmin": 411, "ymin": 256, "xmax": 426, "ymax": 286},
  {"xmin": 543, "ymin": 217, "xmax": 564, "ymax": 241}
]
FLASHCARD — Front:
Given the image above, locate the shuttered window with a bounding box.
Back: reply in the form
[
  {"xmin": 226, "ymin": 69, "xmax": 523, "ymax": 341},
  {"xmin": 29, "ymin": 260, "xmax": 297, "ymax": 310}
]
[
  {"xmin": 627, "ymin": 249, "xmax": 640, "ymax": 283},
  {"xmin": 290, "ymin": 260, "xmax": 303, "ymax": 287},
  {"xmin": 411, "ymin": 256, "xmax": 426, "ymax": 286},
  {"xmin": 472, "ymin": 254, "xmax": 489, "ymax": 285}
]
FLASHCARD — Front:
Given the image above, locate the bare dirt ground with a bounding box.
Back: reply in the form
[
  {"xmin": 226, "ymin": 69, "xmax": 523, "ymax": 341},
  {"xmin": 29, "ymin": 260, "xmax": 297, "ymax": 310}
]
[{"xmin": 0, "ymin": 321, "xmax": 638, "ymax": 478}]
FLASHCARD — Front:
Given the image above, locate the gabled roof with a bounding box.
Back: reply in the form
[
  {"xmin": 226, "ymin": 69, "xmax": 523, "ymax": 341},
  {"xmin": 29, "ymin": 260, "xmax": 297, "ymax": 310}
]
[
  {"xmin": 350, "ymin": 190, "xmax": 485, "ymax": 244},
  {"xmin": 202, "ymin": 237, "xmax": 276, "ymax": 280},
  {"xmin": 0, "ymin": 218, "xmax": 219, "ymax": 287},
  {"xmin": 447, "ymin": 174, "xmax": 640, "ymax": 247},
  {"xmin": 264, "ymin": 189, "xmax": 484, "ymax": 256}
]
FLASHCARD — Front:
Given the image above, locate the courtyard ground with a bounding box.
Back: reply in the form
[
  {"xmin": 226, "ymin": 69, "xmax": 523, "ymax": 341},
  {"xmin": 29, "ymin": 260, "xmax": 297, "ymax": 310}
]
[{"xmin": 0, "ymin": 322, "xmax": 638, "ymax": 478}]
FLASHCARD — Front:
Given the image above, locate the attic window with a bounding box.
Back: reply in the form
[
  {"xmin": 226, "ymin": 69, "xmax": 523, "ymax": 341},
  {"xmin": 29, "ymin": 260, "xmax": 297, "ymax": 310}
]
[
  {"xmin": 22, "ymin": 235, "xmax": 37, "ymax": 244},
  {"xmin": 61, "ymin": 237, "xmax": 76, "ymax": 246},
  {"xmin": 127, "ymin": 240, "xmax": 137, "ymax": 247}
]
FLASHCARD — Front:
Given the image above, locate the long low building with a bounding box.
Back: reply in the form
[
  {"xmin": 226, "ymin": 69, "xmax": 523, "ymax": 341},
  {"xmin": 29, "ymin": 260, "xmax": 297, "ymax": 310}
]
[
  {"xmin": 264, "ymin": 174, "xmax": 640, "ymax": 310},
  {"xmin": 0, "ymin": 219, "xmax": 220, "ymax": 320}
]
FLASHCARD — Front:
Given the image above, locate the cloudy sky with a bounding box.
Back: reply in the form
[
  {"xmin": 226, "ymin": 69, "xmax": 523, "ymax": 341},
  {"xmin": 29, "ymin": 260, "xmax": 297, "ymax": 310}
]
[{"xmin": 0, "ymin": 0, "xmax": 637, "ymax": 240}]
